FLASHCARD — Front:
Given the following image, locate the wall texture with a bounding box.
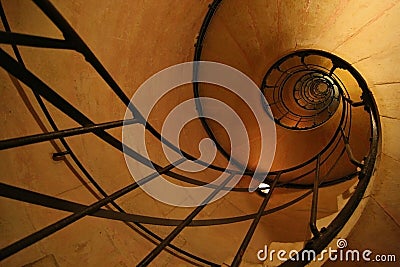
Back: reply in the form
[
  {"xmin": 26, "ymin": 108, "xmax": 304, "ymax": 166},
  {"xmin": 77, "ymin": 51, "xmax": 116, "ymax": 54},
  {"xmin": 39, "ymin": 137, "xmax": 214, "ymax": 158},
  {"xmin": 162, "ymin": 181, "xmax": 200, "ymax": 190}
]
[{"xmin": 0, "ymin": 0, "xmax": 399, "ymax": 266}]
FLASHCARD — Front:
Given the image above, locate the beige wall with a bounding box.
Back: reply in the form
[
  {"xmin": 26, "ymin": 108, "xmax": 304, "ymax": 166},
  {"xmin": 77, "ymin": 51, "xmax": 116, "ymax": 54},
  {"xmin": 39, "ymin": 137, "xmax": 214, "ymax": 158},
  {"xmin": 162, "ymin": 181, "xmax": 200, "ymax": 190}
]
[{"xmin": 0, "ymin": 0, "xmax": 399, "ymax": 266}]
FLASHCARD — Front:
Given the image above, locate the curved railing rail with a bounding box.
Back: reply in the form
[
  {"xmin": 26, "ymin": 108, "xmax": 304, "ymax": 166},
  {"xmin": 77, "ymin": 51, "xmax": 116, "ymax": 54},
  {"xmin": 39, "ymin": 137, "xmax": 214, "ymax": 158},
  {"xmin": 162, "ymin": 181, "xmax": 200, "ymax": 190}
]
[
  {"xmin": 193, "ymin": 1, "xmax": 380, "ymax": 266},
  {"xmin": 0, "ymin": 0, "xmax": 380, "ymax": 266}
]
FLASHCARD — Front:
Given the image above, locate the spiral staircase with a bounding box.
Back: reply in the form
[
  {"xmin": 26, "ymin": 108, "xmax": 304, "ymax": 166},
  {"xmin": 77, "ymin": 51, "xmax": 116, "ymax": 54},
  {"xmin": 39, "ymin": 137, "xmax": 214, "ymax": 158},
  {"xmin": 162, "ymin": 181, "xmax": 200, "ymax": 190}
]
[{"xmin": 1, "ymin": 0, "xmax": 399, "ymax": 266}]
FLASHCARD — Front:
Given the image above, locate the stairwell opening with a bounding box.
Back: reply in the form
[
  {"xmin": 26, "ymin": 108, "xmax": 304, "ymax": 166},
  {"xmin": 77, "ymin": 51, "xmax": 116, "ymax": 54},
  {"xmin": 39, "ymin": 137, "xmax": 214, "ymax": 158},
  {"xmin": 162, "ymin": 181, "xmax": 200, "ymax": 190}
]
[{"xmin": 0, "ymin": 0, "xmax": 386, "ymax": 266}]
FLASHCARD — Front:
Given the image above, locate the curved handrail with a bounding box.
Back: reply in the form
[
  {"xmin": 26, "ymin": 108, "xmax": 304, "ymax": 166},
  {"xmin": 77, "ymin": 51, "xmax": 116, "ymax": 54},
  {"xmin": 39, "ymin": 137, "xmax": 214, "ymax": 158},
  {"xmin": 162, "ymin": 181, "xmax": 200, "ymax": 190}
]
[{"xmin": 0, "ymin": 1, "xmax": 380, "ymax": 266}]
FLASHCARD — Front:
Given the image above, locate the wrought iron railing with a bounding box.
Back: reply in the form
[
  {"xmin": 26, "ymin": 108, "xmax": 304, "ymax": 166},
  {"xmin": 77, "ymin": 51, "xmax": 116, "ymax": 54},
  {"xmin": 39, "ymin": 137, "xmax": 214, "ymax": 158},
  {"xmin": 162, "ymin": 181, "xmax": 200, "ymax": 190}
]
[{"xmin": 0, "ymin": 0, "xmax": 380, "ymax": 266}]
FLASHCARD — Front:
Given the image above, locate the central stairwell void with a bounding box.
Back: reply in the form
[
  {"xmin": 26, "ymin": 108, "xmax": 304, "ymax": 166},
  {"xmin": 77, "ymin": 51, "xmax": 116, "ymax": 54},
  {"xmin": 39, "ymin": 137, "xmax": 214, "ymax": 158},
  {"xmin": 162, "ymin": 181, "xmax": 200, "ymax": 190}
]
[{"xmin": 0, "ymin": 0, "xmax": 381, "ymax": 266}]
